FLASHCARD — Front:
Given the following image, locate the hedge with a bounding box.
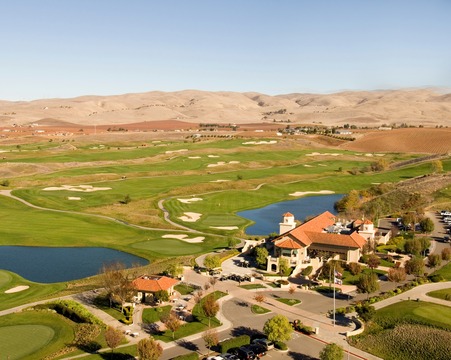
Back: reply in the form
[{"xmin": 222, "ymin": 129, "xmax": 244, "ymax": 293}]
[
  {"xmin": 171, "ymin": 352, "xmax": 199, "ymax": 360},
  {"xmin": 219, "ymin": 335, "xmax": 250, "ymax": 353},
  {"xmin": 274, "ymin": 341, "xmax": 288, "ymax": 350}
]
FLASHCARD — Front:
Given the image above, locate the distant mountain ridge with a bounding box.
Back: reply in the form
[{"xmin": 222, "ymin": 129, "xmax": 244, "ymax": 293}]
[{"xmin": 0, "ymin": 88, "xmax": 450, "ymax": 127}]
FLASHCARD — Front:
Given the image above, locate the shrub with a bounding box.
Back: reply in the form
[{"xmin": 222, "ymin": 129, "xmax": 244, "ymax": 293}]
[
  {"xmin": 36, "ymin": 299, "xmax": 103, "ymax": 326},
  {"xmin": 428, "ymin": 274, "xmax": 444, "ymax": 283},
  {"xmin": 219, "ymin": 335, "xmax": 250, "ymax": 353},
  {"xmin": 347, "ymin": 262, "xmax": 363, "ymax": 275},
  {"xmin": 301, "ymin": 266, "xmax": 313, "ymax": 276},
  {"xmin": 356, "ymin": 303, "xmax": 375, "ymax": 322},
  {"xmin": 274, "ymin": 341, "xmax": 288, "ymax": 350},
  {"xmin": 277, "ymin": 280, "xmax": 289, "ymax": 286}
]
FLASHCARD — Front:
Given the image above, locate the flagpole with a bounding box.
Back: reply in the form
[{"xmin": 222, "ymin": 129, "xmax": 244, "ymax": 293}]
[{"xmin": 333, "ymin": 264, "xmax": 336, "ymax": 327}]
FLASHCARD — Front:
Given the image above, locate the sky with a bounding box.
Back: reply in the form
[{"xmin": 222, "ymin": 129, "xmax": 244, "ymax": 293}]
[{"xmin": 1, "ymin": 0, "xmax": 450, "ymax": 100}]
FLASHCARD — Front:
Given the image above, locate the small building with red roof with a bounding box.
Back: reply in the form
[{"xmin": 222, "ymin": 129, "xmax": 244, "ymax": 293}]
[
  {"xmin": 132, "ymin": 275, "xmax": 179, "ymax": 303},
  {"xmin": 267, "ymin": 211, "xmax": 368, "ymax": 275}
]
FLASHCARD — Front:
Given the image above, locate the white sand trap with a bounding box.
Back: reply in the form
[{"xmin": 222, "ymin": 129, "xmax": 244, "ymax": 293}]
[
  {"xmin": 306, "ymin": 152, "xmax": 340, "ymax": 157},
  {"xmin": 242, "ymin": 140, "xmax": 277, "ymax": 145},
  {"xmin": 365, "ymin": 153, "xmax": 374, "ymax": 157},
  {"xmin": 318, "ymin": 164, "xmax": 327, "ymax": 167},
  {"xmin": 210, "ymin": 179, "xmax": 230, "ymax": 183},
  {"xmin": 210, "ymin": 226, "xmax": 239, "ymax": 230},
  {"xmin": 177, "ymin": 198, "xmax": 203, "ymax": 204},
  {"xmin": 208, "ymin": 155, "xmax": 220, "ymax": 158},
  {"xmin": 178, "ymin": 212, "xmax": 202, "ymax": 222},
  {"xmin": 207, "ymin": 161, "xmax": 240, "ymax": 168},
  {"xmin": 289, "ymin": 190, "xmax": 335, "ymax": 197},
  {"xmin": 188, "ymin": 156, "xmax": 201, "ymax": 159},
  {"xmin": 43, "ymin": 185, "xmax": 111, "ymax": 192},
  {"xmin": 165, "ymin": 149, "xmax": 188, "ymax": 154},
  {"xmin": 5, "ymin": 285, "xmax": 29, "ymax": 294},
  {"xmin": 162, "ymin": 234, "xmax": 205, "ymax": 243},
  {"xmin": 304, "ymin": 164, "xmax": 313, "ymax": 167},
  {"xmin": 68, "ymin": 197, "xmax": 81, "ymax": 200}
]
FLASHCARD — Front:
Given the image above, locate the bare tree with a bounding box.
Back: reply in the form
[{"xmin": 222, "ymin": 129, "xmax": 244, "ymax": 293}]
[
  {"xmin": 203, "ymin": 328, "xmax": 219, "ymax": 356},
  {"xmin": 288, "ymin": 286, "xmax": 296, "ymax": 295},
  {"xmin": 253, "ymin": 293, "xmax": 266, "ymax": 304},
  {"xmin": 98, "ymin": 261, "xmax": 127, "ymax": 308},
  {"xmin": 202, "ymin": 295, "xmax": 219, "ymax": 328},
  {"xmin": 104, "ymin": 326, "xmax": 124, "ymax": 353},
  {"xmin": 209, "ymin": 276, "xmax": 218, "ymax": 290}
]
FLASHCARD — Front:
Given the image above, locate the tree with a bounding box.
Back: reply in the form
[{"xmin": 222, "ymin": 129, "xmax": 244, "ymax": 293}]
[
  {"xmin": 165, "ymin": 263, "xmax": 183, "ymax": 278},
  {"xmin": 419, "ymin": 217, "xmax": 434, "ymax": 233},
  {"xmin": 263, "ymin": 315, "xmax": 293, "ymax": 342},
  {"xmin": 104, "ymin": 326, "xmax": 124, "ymax": 353},
  {"xmin": 154, "ymin": 290, "xmax": 169, "ymax": 303},
  {"xmin": 347, "ymin": 262, "xmax": 362, "ymax": 276},
  {"xmin": 442, "ymin": 248, "xmax": 451, "ymax": 261},
  {"xmin": 227, "ymin": 237, "xmax": 240, "ymax": 249},
  {"xmin": 202, "ymin": 328, "xmax": 219, "ymax": 356},
  {"xmin": 98, "ymin": 261, "xmax": 134, "ymax": 310},
  {"xmin": 202, "ymin": 295, "xmax": 219, "ymax": 327},
  {"xmin": 319, "ymin": 343, "xmax": 344, "ymax": 360},
  {"xmin": 367, "ymin": 254, "xmax": 381, "ymax": 272},
  {"xmin": 209, "ymin": 276, "xmax": 217, "ymax": 289},
  {"xmin": 371, "ymin": 158, "xmax": 389, "ymax": 172},
  {"xmin": 255, "ymin": 247, "xmax": 269, "ymax": 268},
  {"xmin": 253, "ymin": 293, "xmax": 266, "ymax": 304},
  {"xmin": 161, "ymin": 313, "xmax": 181, "ymax": 339},
  {"xmin": 204, "ymin": 255, "xmax": 221, "ymax": 270},
  {"xmin": 122, "ymin": 194, "xmax": 131, "ymax": 204},
  {"xmin": 427, "ymin": 254, "xmax": 441, "ymax": 269},
  {"xmin": 387, "ymin": 267, "xmax": 406, "ymax": 286},
  {"xmin": 405, "ymin": 239, "xmax": 422, "ymax": 255},
  {"xmin": 418, "ymin": 237, "xmax": 431, "ymax": 255},
  {"xmin": 431, "ymin": 160, "xmax": 443, "ymax": 173},
  {"xmin": 405, "ymin": 256, "xmax": 424, "ymax": 277},
  {"xmin": 356, "ymin": 273, "xmax": 379, "ymax": 299},
  {"xmin": 278, "ymin": 257, "xmax": 289, "ymax": 276},
  {"xmin": 288, "ymin": 286, "xmax": 296, "ymax": 295},
  {"xmin": 137, "ymin": 337, "xmax": 163, "ymax": 360}
]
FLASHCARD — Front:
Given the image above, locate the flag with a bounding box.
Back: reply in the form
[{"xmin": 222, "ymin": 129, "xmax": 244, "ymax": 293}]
[
  {"xmin": 334, "ymin": 277, "xmax": 343, "ymax": 285},
  {"xmin": 334, "ymin": 270, "xmax": 342, "ymax": 278}
]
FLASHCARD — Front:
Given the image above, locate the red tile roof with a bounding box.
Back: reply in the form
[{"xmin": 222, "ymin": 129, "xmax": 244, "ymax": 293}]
[
  {"xmin": 283, "ymin": 212, "xmax": 294, "ymax": 217},
  {"xmin": 273, "ymin": 211, "xmax": 366, "ymax": 250},
  {"xmin": 133, "ymin": 275, "xmax": 179, "ymax": 292},
  {"xmin": 275, "ymin": 237, "xmax": 303, "ymax": 249}
]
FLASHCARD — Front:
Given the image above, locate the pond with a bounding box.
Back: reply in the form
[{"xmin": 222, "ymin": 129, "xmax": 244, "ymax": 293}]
[
  {"xmin": 237, "ymin": 194, "xmax": 343, "ymax": 236},
  {"xmin": 0, "ymin": 246, "xmax": 148, "ymax": 283}
]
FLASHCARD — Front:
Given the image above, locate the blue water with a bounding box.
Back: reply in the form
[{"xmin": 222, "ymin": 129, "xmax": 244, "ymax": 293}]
[
  {"xmin": 238, "ymin": 194, "xmax": 343, "ymax": 236},
  {"xmin": 0, "ymin": 246, "xmax": 148, "ymax": 283}
]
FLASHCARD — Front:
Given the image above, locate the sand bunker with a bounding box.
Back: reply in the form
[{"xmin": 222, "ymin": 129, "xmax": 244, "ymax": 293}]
[
  {"xmin": 188, "ymin": 156, "xmax": 201, "ymax": 159},
  {"xmin": 304, "ymin": 164, "xmax": 313, "ymax": 167},
  {"xmin": 242, "ymin": 140, "xmax": 277, "ymax": 145},
  {"xmin": 5, "ymin": 285, "xmax": 29, "ymax": 294},
  {"xmin": 165, "ymin": 149, "xmax": 188, "ymax": 154},
  {"xmin": 207, "ymin": 161, "xmax": 240, "ymax": 168},
  {"xmin": 177, "ymin": 198, "xmax": 203, "ymax": 204},
  {"xmin": 43, "ymin": 185, "xmax": 111, "ymax": 192},
  {"xmin": 162, "ymin": 234, "xmax": 205, "ymax": 243},
  {"xmin": 178, "ymin": 212, "xmax": 202, "ymax": 222},
  {"xmin": 289, "ymin": 190, "xmax": 335, "ymax": 197},
  {"xmin": 208, "ymin": 155, "xmax": 220, "ymax": 158},
  {"xmin": 306, "ymin": 152, "xmax": 340, "ymax": 156},
  {"xmin": 210, "ymin": 226, "xmax": 239, "ymax": 230},
  {"xmin": 68, "ymin": 197, "xmax": 81, "ymax": 200},
  {"xmin": 210, "ymin": 179, "xmax": 230, "ymax": 183}
]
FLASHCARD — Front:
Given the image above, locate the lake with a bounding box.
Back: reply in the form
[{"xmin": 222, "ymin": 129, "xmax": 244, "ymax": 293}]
[
  {"xmin": 237, "ymin": 194, "xmax": 343, "ymax": 235},
  {"xmin": 0, "ymin": 246, "xmax": 148, "ymax": 283}
]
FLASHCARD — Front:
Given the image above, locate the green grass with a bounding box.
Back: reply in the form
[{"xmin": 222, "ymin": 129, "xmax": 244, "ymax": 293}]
[
  {"xmin": 427, "ymin": 288, "xmax": 451, "ymax": 301},
  {"xmin": 0, "ymin": 270, "xmax": 66, "ymax": 311},
  {"xmin": 174, "ymin": 283, "xmax": 197, "ymax": 295},
  {"xmin": 374, "ymin": 300, "xmax": 451, "ymax": 330},
  {"xmin": 251, "ymin": 304, "xmax": 271, "ymax": 314},
  {"xmin": 431, "ymin": 261, "xmax": 451, "ymax": 281},
  {"xmin": 142, "ymin": 305, "xmax": 172, "ymax": 323},
  {"xmin": 342, "ymin": 268, "xmax": 387, "ymax": 285},
  {"xmin": 0, "ymin": 310, "xmax": 75, "ymax": 360},
  {"xmin": 239, "ymin": 284, "xmax": 267, "ymax": 290},
  {"xmin": 275, "ymin": 298, "xmax": 301, "ymax": 306}
]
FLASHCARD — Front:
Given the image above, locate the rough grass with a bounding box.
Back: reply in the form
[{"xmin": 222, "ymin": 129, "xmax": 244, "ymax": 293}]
[
  {"xmin": 431, "ymin": 261, "xmax": 451, "ymax": 281},
  {"xmin": 251, "ymin": 304, "xmax": 271, "ymax": 314},
  {"xmin": 426, "ymin": 288, "xmax": 451, "ymax": 301},
  {"xmin": 142, "ymin": 305, "xmax": 172, "ymax": 323},
  {"xmin": 275, "ymin": 298, "xmax": 301, "ymax": 306},
  {"xmin": 352, "ymin": 300, "xmax": 451, "ymax": 360}
]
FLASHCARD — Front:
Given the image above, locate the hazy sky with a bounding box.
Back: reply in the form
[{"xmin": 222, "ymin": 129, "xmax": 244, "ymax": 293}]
[{"xmin": 1, "ymin": 0, "xmax": 450, "ymax": 100}]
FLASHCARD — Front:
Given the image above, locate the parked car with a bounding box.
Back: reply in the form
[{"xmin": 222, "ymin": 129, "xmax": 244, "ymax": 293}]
[
  {"xmin": 249, "ymin": 344, "xmax": 267, "ymax": 357},
  {"xmin": 252, "ymin": 338, "xmax": 274, "ymax": 351},
  {"xmin": 220, "ymin": 354, "xmax": 239, "ymax": 360},
  {"xmin": 230, "ymin": 346, "xmax": 256, "ymax": 360}
]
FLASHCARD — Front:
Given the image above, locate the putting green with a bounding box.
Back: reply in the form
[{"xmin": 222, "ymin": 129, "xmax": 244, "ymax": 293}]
[
  {"xmin": 0, "ymin": 270, "xmax": 12, "ymax": 288},
  {"xmin": 132, "ymin": 239, "xmax": 204, "ymax": 255},
  {"xmin": 0, "ymin": 325, "xmax": 55, "ymax": 359}
]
